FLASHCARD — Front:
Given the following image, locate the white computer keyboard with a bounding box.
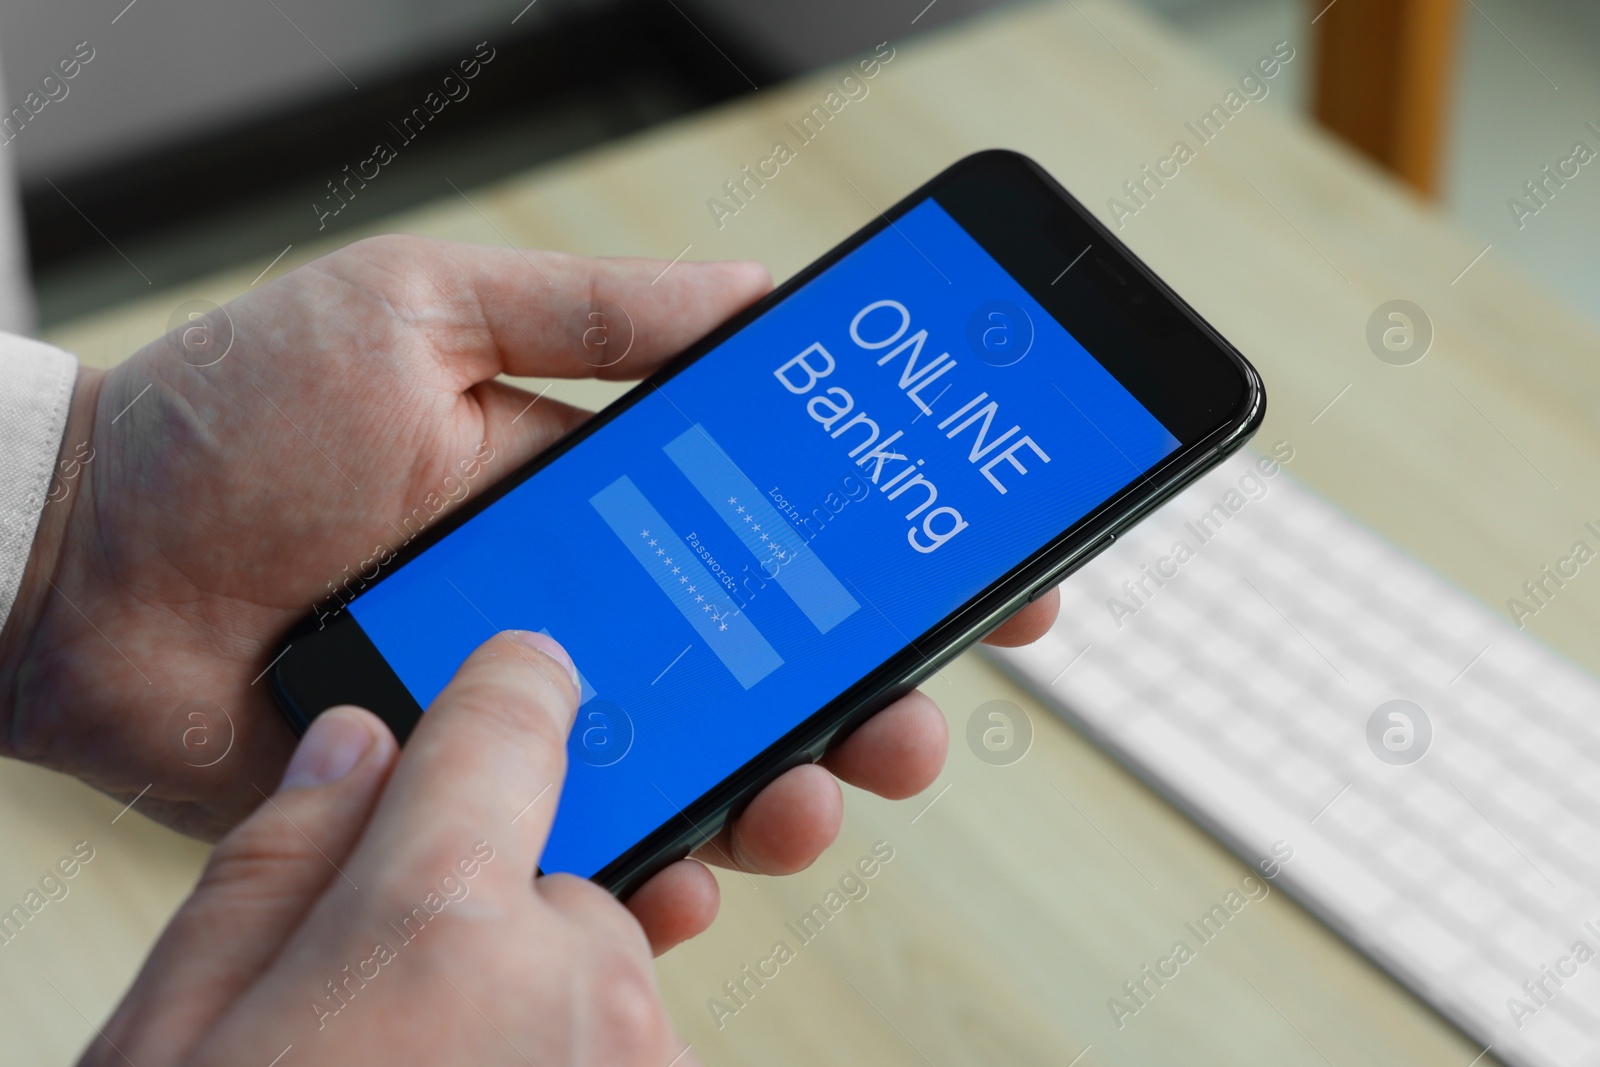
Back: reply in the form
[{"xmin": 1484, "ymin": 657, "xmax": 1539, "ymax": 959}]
[{"xmin": 988, "ymin": 451, "xmax": 1600, "ymax": 1067}]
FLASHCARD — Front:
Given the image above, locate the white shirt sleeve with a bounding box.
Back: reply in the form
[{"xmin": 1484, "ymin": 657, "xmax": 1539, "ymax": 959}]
[{"xmin": 0, "ymin": 336, "xmax": 76, "ymax": 630}]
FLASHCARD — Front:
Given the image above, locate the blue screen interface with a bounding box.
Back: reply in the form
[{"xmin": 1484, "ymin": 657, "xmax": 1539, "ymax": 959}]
[{"xmin": 349, "ymin": 199, "xmax": 1179, "ymax": 877}]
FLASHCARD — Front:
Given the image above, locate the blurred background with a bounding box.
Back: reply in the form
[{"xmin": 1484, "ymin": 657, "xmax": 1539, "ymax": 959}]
[
  {"xmin": 5, "ymin": 0, "xmax": 1599, "ymax": 327},
  {"xmin": 7, "ymin": 3, "xmax": 1600, "ymax": 1066}
]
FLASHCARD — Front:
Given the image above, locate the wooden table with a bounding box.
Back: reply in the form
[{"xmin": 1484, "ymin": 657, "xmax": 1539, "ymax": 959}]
[{"xmin": 11, "ymin": 0, "xmax": 1599, "ymax": 1062}]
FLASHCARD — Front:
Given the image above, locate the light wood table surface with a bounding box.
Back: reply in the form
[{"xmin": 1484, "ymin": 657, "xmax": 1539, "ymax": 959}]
[{"xmin": 11, "ymin": 0, "xmax": 1600, "ymax": 1062}]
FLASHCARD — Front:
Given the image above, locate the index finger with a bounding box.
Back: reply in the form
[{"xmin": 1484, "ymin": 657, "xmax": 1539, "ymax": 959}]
[{"xmin": 340, "ymin": 630, "xmax": 581, "ymax": 896}]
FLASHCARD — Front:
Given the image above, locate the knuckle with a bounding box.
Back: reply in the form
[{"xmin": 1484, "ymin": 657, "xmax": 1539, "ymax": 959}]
[
  {"xmin": 376, "ymin": 841, "xmax": 463, "ymax": 898},
  {"xmin": 200, "ymin": 810, "xmax": 319, "ymax": 893},
  {"xmin": 327, "ymin": 234, "xmax": 446, "ymax": 308},
  {"xmin": 585, "ymin": 947, "xmax": 669, "ymax": 1062},
  {"xmin": 384, "ymin": 836, "xmax": 487, "ymax": 896},
  {"xmin": 342, "ymin": 232, "xmax": 427, "ymax": 266},
  {"xmin": 379, "ymin": 888, "xmax": 469, "ymax": 952}
]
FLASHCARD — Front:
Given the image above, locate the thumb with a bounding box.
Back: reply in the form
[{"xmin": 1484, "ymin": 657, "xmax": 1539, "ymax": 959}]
[
  {"xmin": 456, "ymin": 250, "xmax": 773, "ymax": 385},
  {"xmin": 94, "ymin": 708, "xmax": 397, "ymax": 1066}
]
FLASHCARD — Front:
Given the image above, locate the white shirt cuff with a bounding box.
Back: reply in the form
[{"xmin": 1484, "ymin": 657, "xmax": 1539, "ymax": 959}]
[{"xmin": 0, "ymin": 336, "xmax": 76, "ymax": 631}]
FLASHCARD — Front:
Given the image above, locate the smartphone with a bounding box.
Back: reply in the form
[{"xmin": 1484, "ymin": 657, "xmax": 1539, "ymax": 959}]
[{"xmin": 271, "ymin": 150, "xmax": 1264, "ymax": 896}]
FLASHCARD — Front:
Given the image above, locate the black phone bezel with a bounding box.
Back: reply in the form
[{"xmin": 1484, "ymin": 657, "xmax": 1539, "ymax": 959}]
[{"xmin": 270, "ymin": 149, "xmax": 1265, "ymax": 897}]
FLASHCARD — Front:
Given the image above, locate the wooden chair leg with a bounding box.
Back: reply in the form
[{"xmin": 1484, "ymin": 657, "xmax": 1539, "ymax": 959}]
[{"xmin": 1311, "ymin": 0, "xmax": 1463, "ymax": 198}]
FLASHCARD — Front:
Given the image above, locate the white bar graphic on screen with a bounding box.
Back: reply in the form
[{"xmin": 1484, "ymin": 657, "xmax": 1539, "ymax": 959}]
[
  {"xmin": 664, "ymin": 425, "xmax": 860, "ymax": 634},
  {"xmin": 589, "ymin": 475, "xmax": 783, "ymax": 690}
]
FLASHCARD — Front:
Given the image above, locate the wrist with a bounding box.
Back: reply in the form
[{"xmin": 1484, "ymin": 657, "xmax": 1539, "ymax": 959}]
[{"xmin": 0, "ymin": 366, "xmax": 105, "ymax": 743}]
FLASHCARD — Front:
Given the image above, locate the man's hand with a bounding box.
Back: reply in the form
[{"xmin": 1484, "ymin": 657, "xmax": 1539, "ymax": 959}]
[
  {"xmin": 0, "ymin": 236, "xmax": 1059, "ymax": 952},
  {"xmin": 90, "ymin": 631, "xmax": 704, "ymax": 1066}
]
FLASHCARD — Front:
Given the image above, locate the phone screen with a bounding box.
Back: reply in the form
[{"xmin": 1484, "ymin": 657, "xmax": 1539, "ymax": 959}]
[{"xmin": 347, "ymin": 197, "xmax": 1179, "ymax": 877}]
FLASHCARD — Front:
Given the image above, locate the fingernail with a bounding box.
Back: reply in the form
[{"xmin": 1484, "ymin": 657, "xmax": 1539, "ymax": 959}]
[
  {"xmin": 504, "ymin": 630, "xmax": 581, "ymax": 689},
  {"xmin": 279, "ymin": 708, "xmax": 376, "ymax": 791}
]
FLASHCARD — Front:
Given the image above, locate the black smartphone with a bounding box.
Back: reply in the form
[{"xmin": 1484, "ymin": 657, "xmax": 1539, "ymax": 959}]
[{"xmin": 270, "ymin": 150, "xmax": 1263, "ymax": 896}]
